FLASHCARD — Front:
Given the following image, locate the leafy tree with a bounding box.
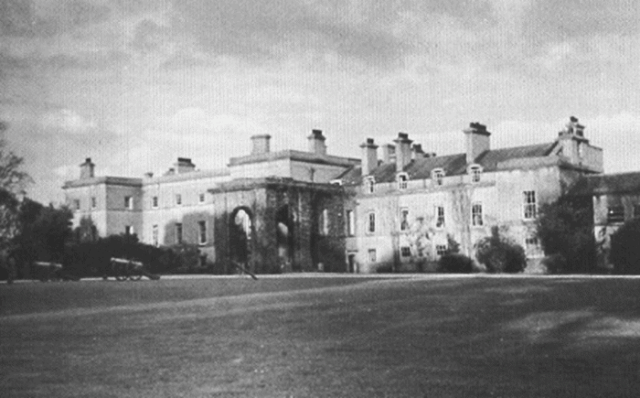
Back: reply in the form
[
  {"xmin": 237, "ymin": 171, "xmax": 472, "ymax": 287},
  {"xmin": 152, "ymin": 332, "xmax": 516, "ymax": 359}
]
[
  {"xmin": 609, "ymin": 218, "xmax": 640, "ymax": 274},
  {"xmin": 535, "ymin": 196, "xmax": 596, "ymax": 273},
  {"xmin": 474, "ymin": 226, "xmax": 526, "ymax": 273},
  {"xmin": 0, "ymin": 122, "xmax": 32, "ymax": 281}
]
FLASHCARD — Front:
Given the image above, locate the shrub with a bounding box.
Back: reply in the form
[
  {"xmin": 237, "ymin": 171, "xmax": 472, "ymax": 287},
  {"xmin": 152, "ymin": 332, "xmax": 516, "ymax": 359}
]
[
  {"xmin": 437, "ymin": 253, "xmax": 474, "ymax": 273},
  {"xmin": 610, "ymin": 218, "xmax": 640, "ymax": 274},
  {"xmin": 474, "ymin": 226, "xmax": 526, "ymax": 273},
  {"xmin": 540, "ymin": 254, "xmax": 567, "ymax": 274}
]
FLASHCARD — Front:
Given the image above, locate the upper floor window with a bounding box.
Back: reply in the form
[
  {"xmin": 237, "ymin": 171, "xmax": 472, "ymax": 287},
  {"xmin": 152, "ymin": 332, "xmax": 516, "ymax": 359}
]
[
  {"xmin": 471, "ymin": 203, "xmax": 484, "ymax": 226},
  {"xmin": 397, "ymin": 173, "xmax": 409, "ymax": 190},
  {"xmin": 435, "ymin": 205, "xmax": 445, "ymax": 228},
  {"xmin": 607, "ymin": 206, "xmax": 625, "ymax": 223},
  {"xmin": 523, "ymin": 191, "xmax": 537, "ymax": 219},
  {"xmin": 198, "ymin": 220, "xmax": 207, "ymax": 244},
  {"xmin": 432, "ymin": 169, "xmax": 444, "ymax": 186},
  {"xmin": 364, "ymin": 176, "xmax": 375, "ymax": 194},
  {"xmin": 175, "ymin": 194, "xmax": 182, "ymax": 206},
  {"xmin": 152, "ymin": 196, "xmax": 159, "ymax": 208},
  {"xmin": 469, "ymin": 165, "xmax": 482, "ymax": 183},
  {"xmin": 91, "ymin": 197, "xmax": 97, "ymax": 209},
  {"xmin": 346, "ymin": 210, "xmax": 355, "ymax": 236},
  {"xmin": 367, "ymin": 212, "xmax": 376, "ymax": 234},
  {"xmin": 125, "ymin": 196, "xmax": 133, "ymax": 210},
  {"xmin": 400, "ymin": 208, "xmax": 409, "ymax": 231},
  {"xmin": 199, "ymin": 193, "xmax": 206, "ymax": 204}
]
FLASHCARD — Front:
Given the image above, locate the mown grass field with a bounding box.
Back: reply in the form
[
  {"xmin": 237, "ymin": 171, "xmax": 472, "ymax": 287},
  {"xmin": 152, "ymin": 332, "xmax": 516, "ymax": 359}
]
[{"xmin": 2, "ymin": 275, "xmax": 640, "ymax": 397}]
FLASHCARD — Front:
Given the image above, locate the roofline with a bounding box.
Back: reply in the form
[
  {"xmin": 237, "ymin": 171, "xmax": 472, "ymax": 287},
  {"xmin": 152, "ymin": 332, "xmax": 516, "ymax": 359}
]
[
  {"xmin": 63, "ymin": 176, "xmax": 142, "ymax": 189},
  {"xmin": 228, "ymin": 149, "xmax": 360, "ymax": 167}
]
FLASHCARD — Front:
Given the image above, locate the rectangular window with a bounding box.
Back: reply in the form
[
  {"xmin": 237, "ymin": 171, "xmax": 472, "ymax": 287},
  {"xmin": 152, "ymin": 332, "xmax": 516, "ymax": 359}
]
[
  {"xmin": 346, "ymin": 210, "xmax": 355, "ymax": 236},
  {"xmin": 400, "ymin": 246, "xmax": 411, "ymax": 257},
  {"xmin": 435, "ymin": 206, "xmax": 445, "ymax": 228},
  {"xmin": 175, "ymin": 194, "xmax": 182, "ymax": 206},
  {"xmin": 91, "ymin": 197, "xmax": 96, "ymax": 209},
  {"xmin": 74, "ymin": 199, "xmax": 81, "ymax": 210},
  {"xmin": 125, "ymin": 225, "xmax": 134, "ymax": 235},
  {"xmin": 152, "ymin": 196, "xmax": 159, "ymax": 208},
  {"xmin": 198, "ymin": 221, "xmax": 207, "ymax": 244},
  {"xmin": 125, "ymin": 196, "xmax": 133, "ymax": 210},
  {"xmin": 175, "ymin": 223, "xmax": 183, "ymax": 244},
  {"xmin": 152, "ymin": 224, "xmax": 159, "ymax": 247},
  {"xmin": 433, "ymin": 170, "xmax": 444, "ymax": 186},
  {"xmin": 91, "ymin": 225, "xmax": 98, "ymax": 241},
  {"xmin": 365, "ymin": 177, "xmax": 375, "ymax": 194},
  {"xmin": 470, "ymin": 166, "xmax": 481, "ymax": 183},
  {"xmin": 397, "ymin": 174, "xmax": 408, "ymax": 190},
  {"xmin": 400, "ymin": 208, "xmax": 409, "ymax": 231},
  {"xmin": 199, "ymin": 193, "xmax": 206, "ymax": 204},
  {"xmin": 436, "ymin": 244, "xmax": 448, "ymax": 256},
  {"xmin": 607, "ymin": 206, "xmax": 625, "ymax": 223},
  {"xmin": 523, "ymin": 191, "xmax": 537, "ymax": 219},
  {"xmin": 368, "ymin": 212, "xmax": 376, "ymax": 233},
  {"xmin": 525, "ymin": 236, "xmax": 541, "ymax": 257},
  {"xmin": 368, "ymin": 249, "xmax": 377, "ymax": 262},
  {"xmin": 472, "ymin": 203, "xmax": 483, "ymax": 226}
]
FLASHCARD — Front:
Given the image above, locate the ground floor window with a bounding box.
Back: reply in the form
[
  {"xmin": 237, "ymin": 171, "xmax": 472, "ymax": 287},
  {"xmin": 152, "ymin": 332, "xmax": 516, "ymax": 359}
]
[
  {"xmin": 400, "ymin": 246, "xmax": 411, "ymax": 257},
  {"xmin": 436, "ymin": 244, "xmax": 448, "ymax": 256},
  {"xmin": 607, "ymin": 206, "xmax": 625, "ymax": 223},
  {"xmin": 368, "ymin": 249, "xmax": 377, "ymax": 262},
  {"xmin": 175, "ymin": 223, "xmax": 183, "ymax": 244},
  {"xmin": 198, "ymin": 221, "xmax": 207, "ymax": 244}
]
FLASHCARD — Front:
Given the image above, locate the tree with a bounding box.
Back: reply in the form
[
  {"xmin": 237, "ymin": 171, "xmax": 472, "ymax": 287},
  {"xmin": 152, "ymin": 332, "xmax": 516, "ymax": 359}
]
[
  {"xmin": 609, "ymin": 218, "xmax": 640, "ymax": 274},
  {"xmin": 474, "ymin": 226, "xmax": 526, "ymax": 273},
  {"xmin": 535, "ymin": 196, "xmax": 596, "ymax": 273},
  {"xmin": 0, "ymin": 122, "xmax": 32, "ymax": 281}
]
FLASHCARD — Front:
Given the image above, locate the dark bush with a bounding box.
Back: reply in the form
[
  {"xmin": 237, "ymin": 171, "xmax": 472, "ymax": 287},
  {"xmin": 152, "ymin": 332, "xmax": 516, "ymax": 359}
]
[
  {"xmin": 610, "ymin": 218, "xmax": 640, "ymax": 274},
  {"xmin": 437, "ymin": 253, "xmax": 474, "ymax": 273},
  {"xmin": 540, "ymin": 254, "xmax": 567, "ymax": 274},
  {"xmin": 475, "ymin": 226, "xmax": 526, "ymax": 273}
]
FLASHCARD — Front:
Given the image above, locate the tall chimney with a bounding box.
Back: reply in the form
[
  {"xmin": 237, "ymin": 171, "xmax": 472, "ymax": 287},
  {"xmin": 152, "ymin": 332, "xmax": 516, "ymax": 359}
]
[
  {"xmin": 80, "ymin": 158, "xmax": 95, "ymax": 179},
  {"xmin": 308, "ymin": 129, "xmax": 327, "ymax": 155},
  {"xmin": 381, "ymin": 144, "xmax": 396, "ymax": 163},
  {"xmin": 463, "ymin": 122, "xmax": 490, "ymax": 164},
  {"xmin": 174, "ymin": 157, "xmax": 196, "ymax": 174},
  {"xmin": 412, "ymin": 143, "xmax": 426, "ymax": 159},
  {"xmin": 251, "ymin": 134, "xmax": 271, "ymax": 155},
  {"xmin": 394, "ymin": 132, "xmax": 413, "ymax": 171},
  {"xmin": 360, "ymin": 138, "xmax": 379, "ymax": 176}
]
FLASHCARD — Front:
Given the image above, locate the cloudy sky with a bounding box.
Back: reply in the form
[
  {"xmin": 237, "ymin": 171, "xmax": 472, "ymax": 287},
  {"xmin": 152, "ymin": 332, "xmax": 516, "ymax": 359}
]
[{"xmin": 1, "ymin": 0, "xmax": 639, "ymax": 204}]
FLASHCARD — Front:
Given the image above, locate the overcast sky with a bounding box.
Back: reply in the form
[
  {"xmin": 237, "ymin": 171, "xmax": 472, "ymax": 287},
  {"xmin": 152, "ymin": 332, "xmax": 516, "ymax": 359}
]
[{"xmin": 1, "ymin": 0, "xmax": 639, "ymax": 204}]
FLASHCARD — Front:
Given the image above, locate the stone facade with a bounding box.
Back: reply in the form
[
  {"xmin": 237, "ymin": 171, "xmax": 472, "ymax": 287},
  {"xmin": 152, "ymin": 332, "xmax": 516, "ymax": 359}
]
[{"xmin": 63, "ymin": 118, "xmax": 606, "ymax": 273}]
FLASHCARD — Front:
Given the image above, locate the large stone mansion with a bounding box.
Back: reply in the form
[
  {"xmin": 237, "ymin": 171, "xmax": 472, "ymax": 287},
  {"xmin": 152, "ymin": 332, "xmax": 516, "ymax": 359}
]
[{"xmin": 64, "ymin": 117, "xmax": 608, "ymax": 273}]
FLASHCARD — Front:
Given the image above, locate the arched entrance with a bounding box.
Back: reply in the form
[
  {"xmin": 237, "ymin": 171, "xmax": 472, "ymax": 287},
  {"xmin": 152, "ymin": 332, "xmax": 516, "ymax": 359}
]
[
  {"xmin": 276, "ymin": 205, "xmax": 296, "ymax": 272},
  {"xmin": 229, "ymin": 207, "xmax": 253, "ymax": 267}
]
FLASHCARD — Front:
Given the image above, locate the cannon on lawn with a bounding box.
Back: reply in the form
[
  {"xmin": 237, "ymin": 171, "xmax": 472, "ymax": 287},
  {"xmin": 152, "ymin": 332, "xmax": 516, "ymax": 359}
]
[
  {"xmin": 108, "ymin": 258, "xmax": 160, "ymax": 281},
  {"xmin": 33, "ymin": 262, "xmax": 80, "ymax": 282}
]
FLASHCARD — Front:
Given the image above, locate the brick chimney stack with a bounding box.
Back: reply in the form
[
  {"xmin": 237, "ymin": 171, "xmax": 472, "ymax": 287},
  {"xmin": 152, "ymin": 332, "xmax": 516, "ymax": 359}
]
[
  {"xmin": 308, "ymin": 129, "xmax": 327, "ymax": 155},
  {"xmin": 412, "ymin": 143, "xmax": 426, "ymax": 159},
  {"xmin": 251, "ymin": 134, "xmax": 271, "ymax": 155},
  {"xmin": 463, "ymin": 122, "xmax": 490, "ymax": 164},
  {"xmin": 174, "ymin": 157, "xmax": 196, "ymax": 174},
  {"xmin": 394, "ymin": 132, "xmax": 413, "ymax": 171},
  {"xmin": 80, "ymin": 158, "xmax": 95, "ymax": 179},
  {"xmin": 360, "ymin": 138, "xmax": 379, "ymax": 176}
]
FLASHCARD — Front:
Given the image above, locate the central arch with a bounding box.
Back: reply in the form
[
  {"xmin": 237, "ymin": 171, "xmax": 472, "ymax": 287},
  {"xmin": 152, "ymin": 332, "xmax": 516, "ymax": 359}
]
[
  {"xmin": 229, "ymin": 207, "xmax": 253, "ymax": 267},
  {"xmin": 276, "ymin": 205, "xmax": 296, "ymax": 272}
]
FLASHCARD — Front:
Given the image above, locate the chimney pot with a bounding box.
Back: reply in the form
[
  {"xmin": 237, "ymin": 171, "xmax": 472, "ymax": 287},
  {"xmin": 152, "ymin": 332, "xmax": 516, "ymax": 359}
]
[
  {"xmin": 251, "ymin": 134, "xmax": 271, "ymax": 155},
  {"xmin": 360, "ymin": 138, "xmax": 378, "ymax": 175},
  {"xmin": 394, "ymin": 132, "xmax": 413, "ymax": 171}
]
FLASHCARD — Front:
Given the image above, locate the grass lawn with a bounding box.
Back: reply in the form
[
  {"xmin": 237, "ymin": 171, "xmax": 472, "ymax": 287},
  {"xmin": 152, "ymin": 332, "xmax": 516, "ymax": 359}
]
[{"xmin": 2, "ymin": 275, "xmax": 640, "ymax": 397}]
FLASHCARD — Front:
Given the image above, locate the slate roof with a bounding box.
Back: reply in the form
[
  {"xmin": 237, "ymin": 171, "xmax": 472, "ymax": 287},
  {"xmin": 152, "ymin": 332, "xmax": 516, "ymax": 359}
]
[
  {"xmin": 339, "ymin": 142, "xmax": 558, "ymax": 185},
  {"xmin": 570, "ymin": 172, "xmax": 640, "ymax": 196}
]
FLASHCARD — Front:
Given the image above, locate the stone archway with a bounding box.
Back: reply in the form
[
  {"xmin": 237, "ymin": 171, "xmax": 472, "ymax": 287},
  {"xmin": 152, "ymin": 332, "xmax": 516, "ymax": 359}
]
[
  {"xmin": 229, "ymin": 207, "xmax": 253, "ymax": 266},
  {"xmin": 276, "ymin": 205, "xmax": 296, "ymax": 272}
]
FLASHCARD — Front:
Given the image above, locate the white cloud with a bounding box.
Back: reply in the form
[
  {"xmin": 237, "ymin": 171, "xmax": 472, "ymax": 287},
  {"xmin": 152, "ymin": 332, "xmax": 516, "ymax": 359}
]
[{"xmin": 41, "ymin": 109, "xmax": 97, "ymax": 133}]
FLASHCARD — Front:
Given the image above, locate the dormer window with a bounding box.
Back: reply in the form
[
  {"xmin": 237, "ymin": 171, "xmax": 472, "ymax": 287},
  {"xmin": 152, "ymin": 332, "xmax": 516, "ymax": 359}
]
[
  {"xmin": 468, "ymin": 165, "xmax": 482, "ymax": 183},
  {"xmin": 432, "ymin": 169, "xmax": 445, "ymax": 186},
  {"xmin": 364, "ymin": 176, "xmax": 375, "ymax": 194},
  {"xmin": 396, "ymin": 172, "xmax": 409, "ymax": 190}
]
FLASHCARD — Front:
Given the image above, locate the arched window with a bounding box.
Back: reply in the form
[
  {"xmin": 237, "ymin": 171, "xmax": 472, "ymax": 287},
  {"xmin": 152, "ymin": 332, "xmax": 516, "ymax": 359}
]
[
  {"xmin": 432, "ymin": 168, "xmax": 445, "ymax": 186},
  {"xmin": 396, "ymin": 172, "xmax": 409, "ymax": 190},
  {"xmin": 364, "ymin": 176, "xmax": 375, "ymax": 194},
  {"xmin": 468, "ymin": 164, "xmax": 482, "ymax": 183}
]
